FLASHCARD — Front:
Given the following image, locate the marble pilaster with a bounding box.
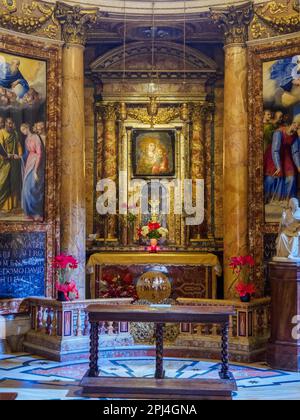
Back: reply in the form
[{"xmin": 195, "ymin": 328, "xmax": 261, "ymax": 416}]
[
  {"xmin": 210, "ymin": 2, "xmax": 254, "ymax": 298},
  {"xmin": 102, "ymin": 104, "xmax": 118, "ymax": 241},
  {"xmin": 85, "ymin": 86, "xmax": 95, "ymax": 236},
  {"xmin": 190, "ymin": 104, "xmax": 206, "ymax": 240}
]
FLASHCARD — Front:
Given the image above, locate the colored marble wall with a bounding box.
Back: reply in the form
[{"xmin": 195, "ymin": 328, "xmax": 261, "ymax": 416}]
[
  {"xmin": 85, "ymin": 85, "xmax": 95, "ymax": 236},
  {"xmin": 214, "ymin": 86, "xmax": 224, "ymax": 240}
]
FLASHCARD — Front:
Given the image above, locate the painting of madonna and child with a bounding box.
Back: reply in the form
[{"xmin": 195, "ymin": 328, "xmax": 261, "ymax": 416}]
[
  {"xmin": 0, "ymin": 52, "xmax": 46, "ymax": 222},
  {"xmin": 263, "ymin": 54, "xmax": 300, "ymax": 223},
  {"xmin": 132, "ymin": 129, "xmax": 176, "ymax": 178}
]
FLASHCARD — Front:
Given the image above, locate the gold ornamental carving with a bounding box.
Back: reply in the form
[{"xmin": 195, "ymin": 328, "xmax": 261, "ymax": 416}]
[
  {"xmin": 102, "ymin": 103, "xmax": 117, "ymax": 121},
  {"xmin": 250, "ymin": 15, "xmax": 269, "ymax": 39},
  {"xmin": 210, "ymin": 1, "xmax": 254, "ymax": 45},
  {"xmin": 0, "ymin": 0, "xmax": 58, "ymax": 38},
  {"xmin": 127, "ymin": 106, "xmax": 181, "ymax": 125},
  {"xmin": 252, "ymin": 1, "xmax": 300, "ymax": 38},
  {"xmin": 55, "ymin": 1, "xmax": 99, "ymax": 45}
]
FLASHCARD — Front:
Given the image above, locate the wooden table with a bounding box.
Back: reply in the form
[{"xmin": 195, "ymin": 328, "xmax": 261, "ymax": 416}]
[{"xmin": 81, "ymin": 304, "xmax": 237, "ymax": 400}]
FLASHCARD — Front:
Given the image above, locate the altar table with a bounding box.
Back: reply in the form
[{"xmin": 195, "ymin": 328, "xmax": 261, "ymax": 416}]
[
  {"xmin": 81, "ymin": 304, "xmax": 237, "ymax": 400},
  {"xmin": 87, "ymin": 252, "xmax": 222, "ymax": 300}
]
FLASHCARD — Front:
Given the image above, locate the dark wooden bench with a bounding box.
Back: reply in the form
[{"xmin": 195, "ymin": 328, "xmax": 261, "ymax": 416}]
[
  {"xmin": 0, "ymin": 393, "xmax": 17, "ymax": 400},
  {"xmin": 80, "ymin": 304, "xmax": 237, "ymax": 400}
]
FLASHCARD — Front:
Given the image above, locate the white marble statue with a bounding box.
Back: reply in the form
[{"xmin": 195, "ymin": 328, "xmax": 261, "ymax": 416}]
[{"xmin": 275, "ymin": 198, "xmax": 300, "ymax": 261}]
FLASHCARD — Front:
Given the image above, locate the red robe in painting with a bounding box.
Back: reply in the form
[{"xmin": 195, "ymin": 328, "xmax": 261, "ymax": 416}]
[{"xmin": 264, "ymin": 127, "xmax": 299, "ymax": 202}]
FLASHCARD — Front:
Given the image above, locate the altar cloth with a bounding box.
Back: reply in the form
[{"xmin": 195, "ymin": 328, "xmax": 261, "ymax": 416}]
[{"xmin": 87, "ymin": 252, "xmax": 222, "ymax": 299}]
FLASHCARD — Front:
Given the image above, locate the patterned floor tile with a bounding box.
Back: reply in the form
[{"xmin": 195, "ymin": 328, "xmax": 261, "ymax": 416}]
[{"xmin": 0, "ymin": 353, "xmax": 299, "ymax": 400}]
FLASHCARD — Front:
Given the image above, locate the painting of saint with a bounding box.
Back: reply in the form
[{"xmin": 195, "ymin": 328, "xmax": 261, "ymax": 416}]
[
  {"xmin": 0, "ymin": 52, "xmax": 46, "ymax": 221},
  {"xmin": 263, "ymin": 55, "xmax": 300, "ymax": 223},
  {"xmin": 132, "ymin": 130, "xmax": 176, "ymax": 178}
]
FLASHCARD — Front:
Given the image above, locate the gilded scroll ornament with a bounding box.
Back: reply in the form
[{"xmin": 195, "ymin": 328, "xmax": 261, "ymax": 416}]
[
  {"xmin": 54, "ymin": 1, "xmax": 99, "ymax": 45},
  {"xmin": 259, "ymin": 1, "xmax": 287, "ymax": 15},
  {"xmin": 210, "ymin": 1, "xmax": 254, "ymax": 45},
  {"xmin": 250, "ymin": 15, "xmax": 269, "ymax": 39},
  {"xmin": 127, "ymin": 106, "xmax": 180, "ymax": 125},
  {"xmin": 0, "ymin": 1, "xmax": 56, "ymax": 35}
]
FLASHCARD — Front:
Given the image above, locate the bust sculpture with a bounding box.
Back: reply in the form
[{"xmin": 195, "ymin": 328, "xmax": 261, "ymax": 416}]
[{"xmin": 275, "ymin": 198, "xmax": 300, "ymax": 261}]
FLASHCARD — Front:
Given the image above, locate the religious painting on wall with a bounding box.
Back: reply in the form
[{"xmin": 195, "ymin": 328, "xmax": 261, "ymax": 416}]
[
  {"xmin": 263, "ymin": 55, "xmax": 300, "ymax": 223},
  {"xmin": 0, "ymin": 52, "xmax": 46, "ymax": 222},
  {"xmin": 132, "ymin": 129, "xmax": 176, "ymax": 178}
]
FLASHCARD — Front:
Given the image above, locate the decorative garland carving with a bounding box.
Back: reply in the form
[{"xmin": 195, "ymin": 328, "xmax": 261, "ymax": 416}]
[
  {"xmin": 0, "ymin": 0, "xmax": 58, "ymax": 38},
  {"xmin": 210, "ymin": 2, "xmax": 254, "ymax": 45},
  {"xmin": 127, "ymin": 106, "xmax": 181, "ymax": 125}
]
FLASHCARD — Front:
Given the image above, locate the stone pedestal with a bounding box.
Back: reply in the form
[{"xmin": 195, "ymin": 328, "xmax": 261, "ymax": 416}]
[{"xmin": 267, "ymin": 261, "xmax": 300, "ymax": 372}]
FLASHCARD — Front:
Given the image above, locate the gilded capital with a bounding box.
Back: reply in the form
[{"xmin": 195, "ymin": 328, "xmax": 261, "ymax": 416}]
[
  {"xmin": 191, "ymin": 103, "xmax": 210, "ymax": 122},
  {"xmin": 102, "ymin": 104, "xmax": 117, "ymax": 121},
  {"xmin": 210, "ymin": 1, "xmax": 254, "ymax": 45},
  {"xmin": 55, "ymin": 1, "xmax": 99, "ymax": 45}
]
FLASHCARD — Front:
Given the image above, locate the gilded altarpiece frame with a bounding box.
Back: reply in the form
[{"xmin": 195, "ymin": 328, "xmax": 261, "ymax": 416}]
[
  {"xmin": 248, "ymin": 38, "xmax": 300, "ymax": 296},
  {"xmin": 0, "ymin": 33, "xmax": 61, "ymax": 311},
  {"xmin": 124, "ymin": 121, "xmax": 186, "ymax": 247}
]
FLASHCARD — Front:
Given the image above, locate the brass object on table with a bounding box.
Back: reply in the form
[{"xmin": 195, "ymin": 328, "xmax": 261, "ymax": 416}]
[{"xmin": 136, "ymin": 270, "xmax": 172, "ymax": 303}]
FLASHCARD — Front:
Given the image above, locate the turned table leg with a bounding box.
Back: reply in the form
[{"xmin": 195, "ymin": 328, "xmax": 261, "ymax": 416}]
[
  {"xmin": 88, "ymin": 321, "xmax": 99, "ymax": 377},
  {"xmin": 155, "ymin": 322, "xmax": 165, "ymax": 379},
  {"xmin": 219, "ymin": 321, "xmax": 232, "ymax": 380}
]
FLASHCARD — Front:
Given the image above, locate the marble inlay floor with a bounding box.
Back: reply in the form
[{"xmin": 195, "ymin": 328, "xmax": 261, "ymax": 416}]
[{"xmin": 0, "ymin": 353, "xmax": 300, "ymax": 400}]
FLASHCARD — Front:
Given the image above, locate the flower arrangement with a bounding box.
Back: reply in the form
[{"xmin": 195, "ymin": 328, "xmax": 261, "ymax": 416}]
[
  {"xmin": 229, "ymin": 255, "xmax": 256, "ymax": 301},
  {"xmin": 99, "ymin": 272, "xmax": 137, "ymax": 299},
  {"xmin": 137, "ymin": 221, "xmax": 168, "ymax": 240},
  {"xmin": 52, "ymin": 254, "xmax": 79, "ymax": 301}
]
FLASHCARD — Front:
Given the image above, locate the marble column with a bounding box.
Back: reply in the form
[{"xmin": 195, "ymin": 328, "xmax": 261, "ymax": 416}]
[
  {"xmin": 102, "ymin": 104, "xmax": 118, "ymax": 241},
  {"xmin": 55, "ymin": 3, "xmax": 98, "ymax": 298},
  {"xmin": 210, "ymin": 2, "xmax": 254, "ymax": 298}
]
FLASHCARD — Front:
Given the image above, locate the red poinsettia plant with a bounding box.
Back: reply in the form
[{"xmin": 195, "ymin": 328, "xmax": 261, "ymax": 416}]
[
  {"xmin": 229, "ymin": 255, "xmax": 256, "ymax": 299},
  {"xmin": 52, "ymin": 254, "xmax": 79, "ymax": 301},
  {"xmin": 99, "ymin": 272, "xmax": 137, "ymax": 300}
]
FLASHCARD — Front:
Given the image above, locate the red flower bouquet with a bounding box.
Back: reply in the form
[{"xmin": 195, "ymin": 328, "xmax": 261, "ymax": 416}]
[
  {"xmin": 229, "ymin": 255, "xmax": 256, "ymax": 302},
  {"xmin": 137, "ymin": 221, "xmax": 168, "ymax": 240},
  {"xmin": 235, "ymin": 282, "xmax": 256, "ymax": 300},
  {"xmin": 52, "ymin": 254, "xmax": 79, "ymax": 301},
  {"xmin": 99, "ymin": 272, "xmax": 137, "ymax": 300}
]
